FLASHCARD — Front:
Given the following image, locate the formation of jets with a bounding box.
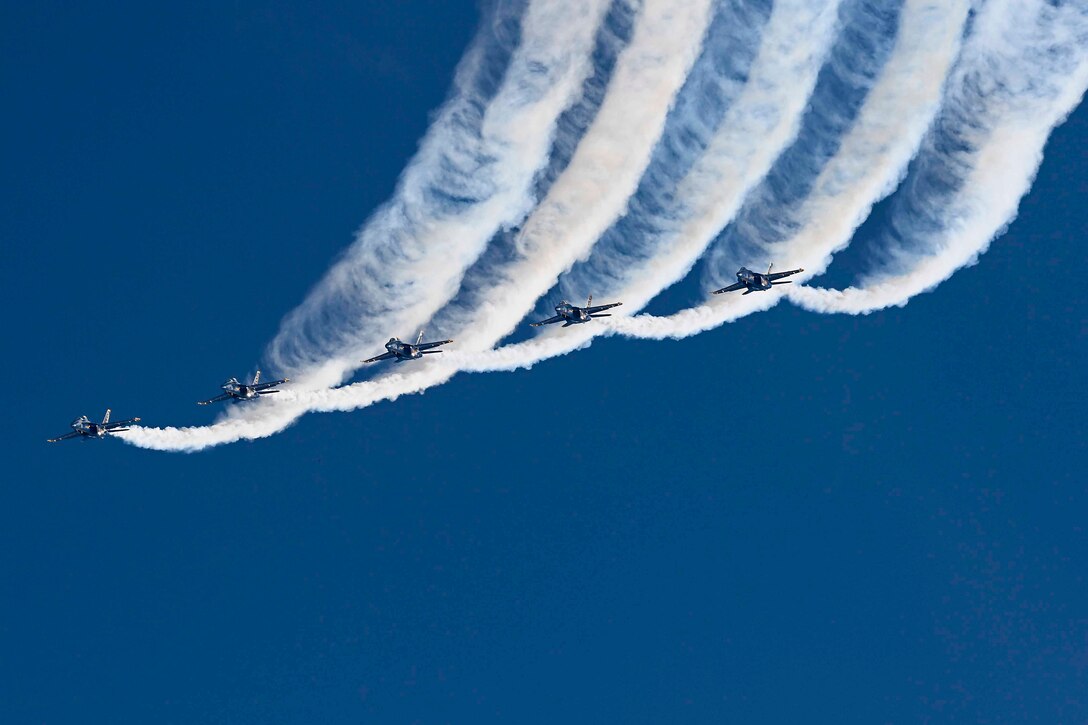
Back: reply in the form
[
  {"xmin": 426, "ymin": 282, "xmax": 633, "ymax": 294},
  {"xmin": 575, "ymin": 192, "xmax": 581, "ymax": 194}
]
[{"xmin": 48, "ymin": 264, "xmax": 803, "ymax": 441}]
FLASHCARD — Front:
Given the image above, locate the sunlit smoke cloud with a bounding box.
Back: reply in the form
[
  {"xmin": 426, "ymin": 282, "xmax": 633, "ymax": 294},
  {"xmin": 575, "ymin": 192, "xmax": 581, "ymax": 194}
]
[{"xmin": 123, "ymin": 0, "xmax": 1085, "ymax": 452}]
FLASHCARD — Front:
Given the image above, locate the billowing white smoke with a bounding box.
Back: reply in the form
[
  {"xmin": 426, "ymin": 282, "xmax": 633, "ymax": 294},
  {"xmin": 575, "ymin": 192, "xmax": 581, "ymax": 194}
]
[
  {"xmin": 558, "ymin": 0, "xmax": 841, "ymax": 317},
  {"xmin": 789, "ymin": 0, "xmax": 1088, "ymax": 314},
  {"xmin": 431, "ymin": 0, "xmax": 714, "ymax": 351},
  {"xmin": 126, "ymin": 0, "xmax": 718, "ymax": 451},
  {"xmin": 122, "ymin": 0, "xmax": 1085, "ymax": 452},
  {"xmin": 610, "ymin": 0, "xmax": 971, "ymax": 339},
  {"xmin": 264, "ymin": 0, "xmax": 613, "ymax": 386}
]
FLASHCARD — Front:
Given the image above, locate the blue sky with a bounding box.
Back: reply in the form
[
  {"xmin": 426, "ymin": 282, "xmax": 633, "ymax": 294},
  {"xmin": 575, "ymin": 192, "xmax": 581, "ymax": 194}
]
[{"xmin": 3, "ymin": 1, "xmax": 1087, "ymax": 722}]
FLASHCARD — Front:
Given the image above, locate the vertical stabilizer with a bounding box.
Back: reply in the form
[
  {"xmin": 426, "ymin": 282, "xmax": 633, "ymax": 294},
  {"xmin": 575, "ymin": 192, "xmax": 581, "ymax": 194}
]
[
  {"xmin": 587, "ymin": 295, "xmax": 593, "ymax": 309},
  {"xmin": 102, "ymin": 409, "xmax": 111, "ymax": 425},
  {"xmin": 416, "ymin": 330, "xmax": 425, "ymax": 346},
  {"xmin": 253, "ymin": 369, "xmax": 261, "ymax": 386}
]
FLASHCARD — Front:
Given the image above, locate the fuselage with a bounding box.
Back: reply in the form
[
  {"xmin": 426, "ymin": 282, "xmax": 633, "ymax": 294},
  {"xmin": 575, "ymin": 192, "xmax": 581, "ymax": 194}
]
[
  {"xmin": 386, "ymin": 339, "xmax": 422, "ymax": 360},
  {"xmin": 71, "ymin": 418, "xmax": 106, "ymax": 438},
  {"xmin": 736, "ymin": 267, "xmax": 772, "ymax": 291},
  {"xmin": 556, "ymin": 303, "xmax": 590, "ymax": 324},
  {"xmin": 222, "ymin": 381, "xmax": 259, "ymax": 400}
]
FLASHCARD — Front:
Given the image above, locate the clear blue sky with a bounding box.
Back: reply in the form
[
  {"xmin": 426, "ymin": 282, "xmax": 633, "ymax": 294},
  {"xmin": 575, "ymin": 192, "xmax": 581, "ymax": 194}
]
[{"xmin": 4, "ymin": 2, "xmax": 1086, "ymax": 722}]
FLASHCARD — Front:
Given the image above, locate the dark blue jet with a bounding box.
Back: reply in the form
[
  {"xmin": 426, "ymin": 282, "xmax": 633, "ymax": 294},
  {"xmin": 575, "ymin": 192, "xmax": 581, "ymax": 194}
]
[
  {"xmin": 530, "ymin": 295, "xmax": 622, "ymax": 328},
  {"xmin": 713, "ymin": 264, "xmax": 804, "ymax": 295},
  {"xmin": 198, "ymin": 370, "xmax": 289, "ymax": 405},
  {"xmin": 48, "ymin": 408, "xmax": 141, "ymax": 442},
  {"xmin": 363, "ymin": 331, "xmax": 452, "ymax": 364}
]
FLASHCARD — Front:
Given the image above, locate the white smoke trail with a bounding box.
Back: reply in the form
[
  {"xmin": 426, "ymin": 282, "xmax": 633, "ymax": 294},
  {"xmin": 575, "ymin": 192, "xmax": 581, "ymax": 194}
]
[
  {"xmin": 789, "ymin": 0, "xmax": 1088, "ymax": 314},
  {"xmin": 264, "ymin": 0, "xmax": 613, "ymax": 385},
  {"xmin": 560, "ymin": 0, "xmax": 840, "ymax": 316},
  {"xmin": 122, "ymin": 0, "xmax": 1086, "ymax": 453},
  {"xmin": 611, "ymin": 0, "xmax": 970, "ymax": 339},
  {"xmin": 432, "ymin": 0, "xmax": 715, "ymax": 352},
  {"xmin": 124, "ymin": 0, "xmax": 714, "ymax": 451}
]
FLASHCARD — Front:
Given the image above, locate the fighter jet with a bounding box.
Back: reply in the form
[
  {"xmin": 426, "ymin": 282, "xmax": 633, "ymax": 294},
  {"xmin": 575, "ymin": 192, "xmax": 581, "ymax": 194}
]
[
  {"xmin": 47, "ymin": 409, "xmax": 140, "ymax": 442},
  {"xmin": 530, "ymin": 295, "xmax": 622, "ymax": 327},
  {"xmin": 197, "ymin": 370, "xmax": 288, "ymax": 405},
  {"xmin": 363, "ymin": 331, "xmax": 452, "ymax": 363},
  {"xmin": 712, "ymin": 264, "xmax": 804, "ymax": 295}
]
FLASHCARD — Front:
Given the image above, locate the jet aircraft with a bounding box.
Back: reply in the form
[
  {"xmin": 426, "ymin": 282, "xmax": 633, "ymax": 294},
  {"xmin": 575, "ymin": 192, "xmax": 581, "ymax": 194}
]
[
  {"xmin": 712, "ymin": 264, "xmax": 804, "ymax": 295},
  {"xmin": 197, "ymin": 370, "xmax": 288, "ymax": 405},
  {"xmin": 530, "ymin": 295, "xmax": 622, "ymax": 327},
  {"xmin": 47, "ymin": 409, "xmax": 140, "ymax": 442},
  {"xmin": 363, "ymin": 331, "xmax": 452, "ymax": 363}
]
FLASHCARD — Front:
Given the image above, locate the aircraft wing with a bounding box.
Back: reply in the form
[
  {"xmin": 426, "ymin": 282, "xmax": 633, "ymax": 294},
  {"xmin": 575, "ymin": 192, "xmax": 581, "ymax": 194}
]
[
  {"xmin": 585, "ymin": 302, "xmax": 622, "ymax": 314},
  {"xmin": 363, "ymin": 351, "xmax": 397, "ymax": 363},
  {"xmin": 47, "ymin": 431, "xmax": 80, "ymax": 443},
  {"xmin": 530, "ymin": 315, "xmax": 563, "ymax": 327},
  {"xmin": 253, "ymin": 378, "xmax": 288, "ymax": 391},
  {"xmin": 197, "ymin": 393, "xmax": 232, "ymax": 406},
  {"xmin": 767, "ymin": 268, "xmax": 803, "ymax": 281},
  {"xmin": 712, "ymin": 281, "xmax": 747, "ymax": 294},
  {"xmin": 417, "ymin": 339, "xmax": 452, "ymax": 351},
  {"xmin": 105, "ymin": 417, "xmax": 140, "ymax": 429}
]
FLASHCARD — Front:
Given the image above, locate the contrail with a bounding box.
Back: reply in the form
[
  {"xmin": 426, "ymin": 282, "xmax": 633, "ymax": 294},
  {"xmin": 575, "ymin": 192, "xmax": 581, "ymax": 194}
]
[
  {"xmin": 263, "ymin": 0, "xmax": 613, "ymax": 385},
  {"xmin": 789, "ymin": 0, "xmax": 1088, "ymax": 314},
  {"xmin": 126, "ymin": 0, "xmax": 830, "ymax": 450},
  {"xmin": 125, "ymin": 0, "xmax": 713, "ymax": 451},
  {"xmin": 121, "ymin": 0, "xmax": 1085, "ymax": 452},
  {"xmin": 431, "ymin": 0, "xmax": 714, "ymax": 352},
  {"xmin": 467, "ymin": 0, "xmax": 962, "ymax": 353},
  {"xmin": 608, "ymin": 0, "xmax": 967, "ymax": 339},
  {"xmin": 557, "ymin": 0, "xmax": 840, "ymax": 316},
  {"xmin": 532, "ymin": 0, "xmax": 642, "ymax": 200}
]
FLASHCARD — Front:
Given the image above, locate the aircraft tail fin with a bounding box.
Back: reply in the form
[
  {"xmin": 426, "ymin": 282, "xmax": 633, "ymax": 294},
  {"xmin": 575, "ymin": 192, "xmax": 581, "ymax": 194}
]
[
  {"xmin": 768, "ymin": 263, "xmax": 774, "ymax": 275},
  {"xmin": 102, "ymin": 408, "xmax": 111, "ymax": 425},
  {"xmin": 416, "ymin": 330, "xmax": 425, "ymax": 346},
  {"xmin": 252, "ymin": 369, "xmax": 261, "ymax": 386},
  {"xmin": 587, "ymin": 294, "xmax": 593, "ymax": 309}
]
